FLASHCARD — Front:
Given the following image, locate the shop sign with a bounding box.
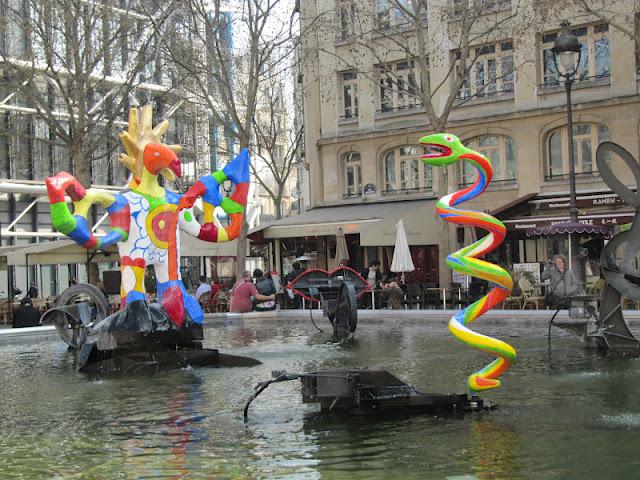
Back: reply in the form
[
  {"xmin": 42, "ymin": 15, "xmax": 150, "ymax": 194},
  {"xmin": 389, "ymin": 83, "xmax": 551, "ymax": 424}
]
[
  {"xmin": 363, "ymin": 183, "xmax": 376, "ymax": 195},
  {"xmin": 531, "ymin": 194, "xmax": 624, "ymax": 210},
  {"xmin": 505, "ymin": 213, "xmax": 635, "ymax": 230}
]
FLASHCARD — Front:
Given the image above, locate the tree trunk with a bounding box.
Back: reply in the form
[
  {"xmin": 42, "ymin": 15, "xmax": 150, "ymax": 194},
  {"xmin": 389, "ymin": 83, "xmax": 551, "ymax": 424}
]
[
  {"xmin": 235, "ymin": 136, "xmax": 251, "ymax": 280},
  {"xmin": 70, "ymin": 138, "xmax": 99, "ymax": 285},
  {"xmin": 275, "ymin": 194, "xmax": 283, "ymax": 220},
  {"xmin": 235, "ymin": 216, "xmax": 249, "ymax": 281}
]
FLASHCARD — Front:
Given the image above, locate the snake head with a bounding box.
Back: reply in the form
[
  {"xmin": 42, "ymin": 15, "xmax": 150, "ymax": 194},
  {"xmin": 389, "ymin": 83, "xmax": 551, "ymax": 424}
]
[{"xmin": 419, "ymin": 133, "xmax": 470, "ymax": 167}]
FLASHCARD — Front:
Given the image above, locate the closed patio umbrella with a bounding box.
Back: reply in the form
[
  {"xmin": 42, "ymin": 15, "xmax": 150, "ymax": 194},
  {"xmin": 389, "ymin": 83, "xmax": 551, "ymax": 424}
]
[
  {"xmin": 334, "ymin": 227, "xmax": 350, "ymax": 266},
  {"xmin": 391, "ymin": 220, "xmax": 415, "ymax": 283}
]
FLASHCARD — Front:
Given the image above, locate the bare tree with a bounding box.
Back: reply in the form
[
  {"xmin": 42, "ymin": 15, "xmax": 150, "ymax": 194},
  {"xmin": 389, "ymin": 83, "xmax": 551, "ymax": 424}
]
[
  {"xmin": 252, "ymin": 75, "xmax": 302, "ymax": 220},
  {"xmin": 162, "ymin": 0, "xmax": 296, "ymax": 278},
  {"xmin": 0, "ymin": 0, "xmax": 176, "ymax": 187}
]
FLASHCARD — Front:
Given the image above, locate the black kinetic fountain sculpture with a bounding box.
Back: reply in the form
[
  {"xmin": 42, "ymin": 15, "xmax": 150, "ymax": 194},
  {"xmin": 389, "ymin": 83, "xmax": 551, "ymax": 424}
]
[{"xmin": 552, "ymin": 141, "xmax": 640, "ymax": 354}]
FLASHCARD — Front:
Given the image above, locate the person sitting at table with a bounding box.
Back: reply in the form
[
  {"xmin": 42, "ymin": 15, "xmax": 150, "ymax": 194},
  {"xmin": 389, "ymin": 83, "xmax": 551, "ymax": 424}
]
[
  {"xmin": 541, "ymin": 254, "xmax": 582, "ymax": 307},
  {"xmin": 253, "ymin": 269, "xmax": 277, "ymax": 312},
  {"xmin": 12, "ymin": 297, "xmax": 41, "ymax": 328},
  {"xmin": 361, "ymin": 259, "xmax": 382, "ymax": 288},
  {"xmin": 194, "ymin": 276, "xmax": 211, "ymax": 303},
  {"xmin": 381, "ymin": 272, "xmax": 404, "ymax": 309},
  {"xmin": 359, "ymin": 260, "xmax": 382, "ymax": 309},
  {"xmin": 229, "ymin": 271, "xmax": 276, "ymax": 313}
]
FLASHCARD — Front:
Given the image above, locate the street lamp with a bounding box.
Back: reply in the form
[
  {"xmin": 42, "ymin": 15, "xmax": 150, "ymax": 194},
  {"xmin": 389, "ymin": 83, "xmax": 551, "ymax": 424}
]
[{"xmin": 552, "ymin": 20, "xmax": 583, "ymax": 280}]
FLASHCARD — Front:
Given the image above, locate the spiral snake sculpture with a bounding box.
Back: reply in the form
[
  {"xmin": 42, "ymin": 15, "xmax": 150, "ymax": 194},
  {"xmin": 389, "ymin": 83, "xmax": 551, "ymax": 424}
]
[{"xmin": 420, "ymin": 133, "xmax": 516, "ymax": 392}]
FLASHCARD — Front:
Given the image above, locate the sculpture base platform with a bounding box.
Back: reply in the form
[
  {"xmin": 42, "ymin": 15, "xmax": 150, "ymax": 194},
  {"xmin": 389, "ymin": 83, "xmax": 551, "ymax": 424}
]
[
  {"xmin": 244, "ymin": 369, "xmax": 493, "ymax": 422},
  {"xmin": 299, "ymin": 369, "xmax": 492, "ymax": 415},
  {"xmin": 43, "ymin": 292, "xmax": 262, "ymax": 373},
  {"xmin": 79, "ymin": 347, "xmax": 262, "ymax": 374},
  {"xmin": 550, "ymin": 293, "xmax": 640, "ymax": 355}
]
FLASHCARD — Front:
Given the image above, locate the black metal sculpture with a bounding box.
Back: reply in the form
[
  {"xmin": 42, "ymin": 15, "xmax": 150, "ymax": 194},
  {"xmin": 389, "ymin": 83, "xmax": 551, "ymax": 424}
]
[
  {"xmin": 587, "ymin": 142, "xmax": 640, "ymax": 353},
  {"xmin": 244, "ymin": 369, "xmax": 493, "ymax": 422},
  {"xmin": 287, "ymin": 267, "xmax": 368, "ymax": 336},
  {"xmin": 42, "ymin": 283, "xmax": 262, "ymax": 373}
]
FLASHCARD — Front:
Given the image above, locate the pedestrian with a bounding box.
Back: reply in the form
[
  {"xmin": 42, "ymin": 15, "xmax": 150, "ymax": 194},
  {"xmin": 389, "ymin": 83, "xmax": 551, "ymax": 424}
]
[
  {"xmin": 541, "ymin": 254, "xmax": 582, "ymax": 307},
  {"xmin": 27, "ymin": 281, "xmax": 39, "ymax": 299},
  {"xmin": 286, "ymin": 262, "xmax": 305, "ymax": 308}
]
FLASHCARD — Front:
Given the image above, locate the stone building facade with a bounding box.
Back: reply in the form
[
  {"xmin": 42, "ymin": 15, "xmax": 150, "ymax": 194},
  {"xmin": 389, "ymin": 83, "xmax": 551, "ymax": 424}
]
[{"xmin": 282, "ymin": 0, "xmax": 640, "ymax": 285}]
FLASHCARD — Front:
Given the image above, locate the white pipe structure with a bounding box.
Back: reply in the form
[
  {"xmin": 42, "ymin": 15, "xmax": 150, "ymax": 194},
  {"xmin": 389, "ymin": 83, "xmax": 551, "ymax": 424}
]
[{"xmin": 0, "ymin": 181, "xmax": 121, "ymax": 197}]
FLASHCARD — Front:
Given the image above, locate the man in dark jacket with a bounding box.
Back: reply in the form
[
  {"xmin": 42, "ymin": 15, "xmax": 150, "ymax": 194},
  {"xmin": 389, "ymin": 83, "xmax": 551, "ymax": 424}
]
[{"xmin": 12, "ymin": 297, "xmax": 41, "ymax": 328}]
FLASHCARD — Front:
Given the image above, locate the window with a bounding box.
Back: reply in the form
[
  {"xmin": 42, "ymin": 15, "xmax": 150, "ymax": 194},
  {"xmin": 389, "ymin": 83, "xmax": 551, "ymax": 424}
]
[
  {"xmin": 338, "ymin": 0, "xmax": 356, "ymax": 40},
  {"xmin": 542, "ymin": 23, "xmax": 610, "ymax": 86},
  {"xmin": 340, "ymin": 71, "xmax": 358, "ymax": 119},
  {"xmin": 451, "ymin": 0, "xmax": 510, "ymax": 17},
  {"xmin": 546, "ymin": 124, "xmax": 610, "ymax": 179},
  {"xmin": 480, "ymin": 0, "xmax": 511, "ymax": 13},
  {"xmin": 457, "ymin": 41, "xmax": 514, "ymax": 100},
  {"xmin": 32, "ymin": 118, "xmax": 51, "ymax": 181},
  {"xmin": 459, "ymin": 135, "xmax": 517, "ymax": 185},
  {"xmin": 343, "ymin": 152, "xmax": 362, "ymax": 197},
  {"xmin": 377, "ymin": 0, "xmax": 427, "ymax": 30},
  {"xmin": 5, "ymin": 0, "xmax": 29, "ymax": 59},
  {"xmin": 377, "ymin": 61, "xmax": 421, "ymax": 113},
  {"xmin": 383, "ymin": 146, "xmax": 432, "ymax": 194}
]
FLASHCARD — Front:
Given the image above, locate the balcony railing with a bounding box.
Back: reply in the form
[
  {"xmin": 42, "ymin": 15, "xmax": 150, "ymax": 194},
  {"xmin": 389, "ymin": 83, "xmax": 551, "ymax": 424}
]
[
  {"xmin": 456, "ymin": 86, "xmax": 514, "ymax": 103},
  {"xmin": 538, "ymin": 73, "xmax": 610, "ymax": 90},
  {"xmin": 544, "ymin": 170, "xmax": 599, "ymax": 182},
  {"xmin": 381, "ymin": 186, "xmax": 433, "ymax": 196},
  {"xmin": 375, "ymin": 103, "xmax": 423, "ymax": 115},
  {"xmin": 459, "ymin": 177, "xmax": 517, "ymax": 187}
]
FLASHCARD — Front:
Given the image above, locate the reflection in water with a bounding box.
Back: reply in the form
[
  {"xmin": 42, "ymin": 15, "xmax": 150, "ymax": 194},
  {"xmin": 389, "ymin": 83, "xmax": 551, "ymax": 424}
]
[
  {"xmin": 1, "ymin": 321, "xmax": 640, "ymax": 478},
  {"xmin": 469, "ymin": 419, "xmax": 519, "ymax": 480},
  {"xmin": 120, "ymin": 376, "xmax": 207, "ymax": 479}
]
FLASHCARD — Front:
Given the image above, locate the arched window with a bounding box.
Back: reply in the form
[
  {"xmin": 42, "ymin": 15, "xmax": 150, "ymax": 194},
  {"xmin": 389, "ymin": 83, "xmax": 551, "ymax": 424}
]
[
  {"xmin": 459, "ymin": 135, "xmax": 516, "ymax": 186},
  {"xmin": 546, "ymin": 124, "xmax": 610, "ymax": 179},
  {"xmin": 343, "ymin": 151, "xmax": 362, "ymax": 197},
  {"xmin": 383, "ymin": 146, "xmax": 432, "ymax": 194}
]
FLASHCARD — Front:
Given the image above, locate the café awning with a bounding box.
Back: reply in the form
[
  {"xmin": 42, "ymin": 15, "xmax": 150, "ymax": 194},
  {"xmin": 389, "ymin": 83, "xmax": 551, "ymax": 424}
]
[{"xmin": 250, "ymin": 199, "xmax": 441, "ymax": 246}]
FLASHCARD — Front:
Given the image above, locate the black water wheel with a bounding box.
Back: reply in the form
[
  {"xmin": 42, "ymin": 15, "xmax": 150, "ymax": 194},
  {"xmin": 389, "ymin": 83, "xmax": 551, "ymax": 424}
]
[
  {"xmin": 51, "ymin": 283, "xmax": 110, "ymax": 348},
  {"xmin": 334, "ymin": 282, "xmax": 358, "ymax": 335}
]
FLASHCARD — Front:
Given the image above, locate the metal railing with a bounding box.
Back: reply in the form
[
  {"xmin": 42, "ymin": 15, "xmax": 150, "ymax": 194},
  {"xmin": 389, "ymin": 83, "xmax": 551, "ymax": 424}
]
[
  {"xmin": 538, "ymin": 73, "xmax": 610, "ymax": 90},
  {"xmin": 375, "ymin": 103, "xmax": 423, "ymax": 115},
  {"xmin": 381, "ymin": 186, "xmax": 433, "ymax": 196},
  {"xmin": 544, "ymin": 170, "xmax": 599, "ymax": 182}
]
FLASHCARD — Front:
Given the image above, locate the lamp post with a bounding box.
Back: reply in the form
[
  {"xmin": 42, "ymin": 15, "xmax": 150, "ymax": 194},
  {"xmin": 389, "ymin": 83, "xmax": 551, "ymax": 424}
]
[{"xmin": 552, "ymin": 20, "xmax": 584, "ymax": 282}]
